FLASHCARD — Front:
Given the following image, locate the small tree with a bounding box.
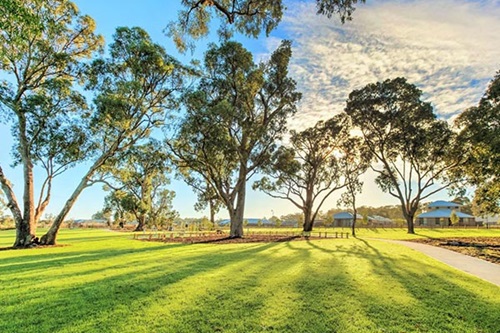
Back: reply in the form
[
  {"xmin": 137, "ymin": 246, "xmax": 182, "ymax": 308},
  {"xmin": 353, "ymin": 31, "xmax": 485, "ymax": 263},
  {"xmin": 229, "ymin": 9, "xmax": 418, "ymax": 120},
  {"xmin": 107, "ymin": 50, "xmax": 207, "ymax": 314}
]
[
  {"xmin": 337, "ymin": 134, "xmax": 370, "ymax": 237},
  {"xmin": 450, "ymin": 210, "xmax": 460, "ymax": 226},
  {"xmin": 101, "ymin": 141, "xmax": 176, "ymax": 232},
  {"xmin": 255, "ymin": 115, "xmax": 363, "ymax": 232}
]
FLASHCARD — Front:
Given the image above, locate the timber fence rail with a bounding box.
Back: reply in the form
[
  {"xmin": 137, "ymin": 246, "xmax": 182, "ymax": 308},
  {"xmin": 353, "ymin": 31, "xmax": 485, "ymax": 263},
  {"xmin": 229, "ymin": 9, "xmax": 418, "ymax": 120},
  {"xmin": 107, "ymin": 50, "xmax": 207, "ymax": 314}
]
[{"xmin": 132, "ymin": 230, "xmax": 350, "ymax": 242}]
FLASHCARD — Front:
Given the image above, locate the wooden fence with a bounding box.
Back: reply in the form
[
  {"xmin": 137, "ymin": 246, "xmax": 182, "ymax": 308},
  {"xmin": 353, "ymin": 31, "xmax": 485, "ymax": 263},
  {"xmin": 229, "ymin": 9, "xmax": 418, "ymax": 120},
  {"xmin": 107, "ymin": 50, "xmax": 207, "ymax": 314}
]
[{"xmin": 133, "ymin": 230, "xmax": 350, "ymax": 242}]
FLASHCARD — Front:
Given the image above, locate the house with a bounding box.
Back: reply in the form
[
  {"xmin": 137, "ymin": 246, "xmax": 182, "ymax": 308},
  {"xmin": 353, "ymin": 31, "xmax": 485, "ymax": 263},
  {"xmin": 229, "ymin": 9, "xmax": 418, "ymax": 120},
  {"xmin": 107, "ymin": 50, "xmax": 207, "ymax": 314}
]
[
  {"xmin": 367, "ymin": 215, "xmax": 393, "ymax": 226},
  {"xmin": 218, "ymin": 218, "xmax": 273, "ymax": 227},
  {"xmin": 475, "ymin": 215, "xmax": 499, "ymax": 226},
  {"xmin": 416, "ymin": 201, "xmax": 476, "ymax": 226},
  {"xmin": 333, "ymin": 212, "xmax": 363, "ymax": 227}
]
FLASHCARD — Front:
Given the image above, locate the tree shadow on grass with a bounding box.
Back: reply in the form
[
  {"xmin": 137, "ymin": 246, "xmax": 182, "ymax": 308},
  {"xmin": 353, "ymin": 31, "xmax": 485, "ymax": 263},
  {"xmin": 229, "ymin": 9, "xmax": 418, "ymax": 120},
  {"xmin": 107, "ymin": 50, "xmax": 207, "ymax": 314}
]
[
  {"xmin": 0, "ymin": 243, "xmax": 184, "ymax": 274},
  {"xmin": 347, "ymin": 238, "xmax": 500, "ymax": 332},
  {"xmin": 2, "ymin": 237, "xmax": 499, "ymax": 333},
  {"xmin": 0, "ymin": 241, "xmax": 283, "ymax": 333}
]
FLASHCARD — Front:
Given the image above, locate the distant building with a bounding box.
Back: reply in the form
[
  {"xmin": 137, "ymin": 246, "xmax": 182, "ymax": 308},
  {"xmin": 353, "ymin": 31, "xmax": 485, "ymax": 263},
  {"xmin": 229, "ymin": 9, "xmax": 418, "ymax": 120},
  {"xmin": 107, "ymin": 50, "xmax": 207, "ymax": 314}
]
[
  {"xmin": 367, "ymin": 215, "xmax": 393, "ymax": 226},
  {"xmin": 475, "ymin": 215, "xmax": 499, "ymax": 226},
  {"xmin": 333, "ymin": 212, "xmax": 363, "ymax": 227},
  {"xmin": 281, "ymin": 220, "xmax": 299, "ymax": 227},
  {"xmin": 218, "ymin": 218, "xmax": 273, "ymax": 227},
  {"xmin": 73, "ymin": 219, "xmax": 107, "ymax": 224},
  {"xmin": 416, "ymin": 201, "xmax": 475, "ymax": 226}
]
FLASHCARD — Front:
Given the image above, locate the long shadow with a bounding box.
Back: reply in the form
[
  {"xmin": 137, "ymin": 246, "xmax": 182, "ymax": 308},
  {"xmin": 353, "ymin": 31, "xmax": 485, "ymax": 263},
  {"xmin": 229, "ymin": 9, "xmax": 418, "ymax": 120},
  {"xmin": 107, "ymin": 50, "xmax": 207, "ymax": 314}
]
[
  {"xmin": 281, "ymin": 238, "xmax": 500, "ymax": 332},
  {"xmin": 0, "ymin": 243, "xmax": 185, "ymax": 273},
  {"xmin": 353, "ymin": 238, "xmax": 500, "ymax": 332},
  {"xmin": 2, "ymin": 236, "xmax": 499, "ymax": 332},
  {"xmin": 0, "ymin": 240, "xmax": 284, "ymax": 332}
]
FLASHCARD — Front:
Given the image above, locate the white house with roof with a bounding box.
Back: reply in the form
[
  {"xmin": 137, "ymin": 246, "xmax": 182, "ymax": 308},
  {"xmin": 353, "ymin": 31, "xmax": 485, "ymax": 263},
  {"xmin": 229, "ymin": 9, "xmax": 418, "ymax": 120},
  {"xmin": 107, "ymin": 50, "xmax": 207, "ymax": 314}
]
[
  {"xmin": 218, "ymin": 218, "xmax": 273, "ymax": 227},
  {"xmin": 333, "ymin": 212, "xmax": 363, "ymax": 227},
  {"xmin": 475, "ymin": 215, "xmax": 499, "ymax": 226},
  {"xmin": 416, "ymin": 200, "xmax": 475, "ymax": 226},
  {"xmin": 367, "ymin": 215, "xmax": 393, "ymax": 226}
]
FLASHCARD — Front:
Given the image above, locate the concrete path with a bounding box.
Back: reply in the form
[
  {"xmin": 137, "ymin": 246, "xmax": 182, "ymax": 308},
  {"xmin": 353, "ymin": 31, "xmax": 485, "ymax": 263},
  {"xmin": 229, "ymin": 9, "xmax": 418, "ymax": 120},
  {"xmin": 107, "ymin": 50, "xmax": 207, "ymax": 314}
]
[{"xmin": 381, "ymin": 240, "xmax": 500, "ymax": 287}]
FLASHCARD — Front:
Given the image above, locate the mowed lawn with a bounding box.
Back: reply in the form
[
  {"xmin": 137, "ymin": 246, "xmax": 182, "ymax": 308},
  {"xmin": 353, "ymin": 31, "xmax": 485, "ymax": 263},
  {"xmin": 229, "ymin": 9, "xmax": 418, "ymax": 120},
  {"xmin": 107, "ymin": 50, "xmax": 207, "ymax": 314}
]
[{"xmin": 0, "ymin": 229, "xmax": 499, "ymax": 333}]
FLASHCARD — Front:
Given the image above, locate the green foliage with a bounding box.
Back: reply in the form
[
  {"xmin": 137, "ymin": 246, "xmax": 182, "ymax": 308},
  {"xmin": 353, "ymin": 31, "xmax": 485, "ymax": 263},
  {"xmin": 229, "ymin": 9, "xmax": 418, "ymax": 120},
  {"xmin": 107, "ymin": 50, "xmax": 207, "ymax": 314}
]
[
  {"xmin": 255, "ymin": 114, "xmax": 365, "ymax": 231},
  {"xmin": 450, "ymin": 210, "xmax": 460, "ymax": 226},
  {"xmin": 32, "ymin": 26, "xmax": 188, "ymax": 245},
  {"xmin": 0, "ymin": 228, "xmax": 499, "ymax": 332},
  {"xmin": 456, "ymin": 70, "xmax": 500, "ymax": 215},
  {"xmin": 168, "ymin": 40, "xmax": 300, "ymax": 236},
  {"xmin": 345, "ymin": 78, "xmax": 464, "ymax": 232},
  {"xmin": 452, "ymin": 196, "xmax": 473, "ymax": 215},
  {"xmin": 101, "ymin": 141, "xmax": 177, "ymax": 230},
  {"xmin": 168, "ymin": 0, "xmax": 365, "ymax": 52},
  {"xmin": 0, "ymin": 0, "xmax": 104, "ymax": 246},
  {"xmin": 270, "ymin": 216, "xmax": 282, "ymax": 227}
]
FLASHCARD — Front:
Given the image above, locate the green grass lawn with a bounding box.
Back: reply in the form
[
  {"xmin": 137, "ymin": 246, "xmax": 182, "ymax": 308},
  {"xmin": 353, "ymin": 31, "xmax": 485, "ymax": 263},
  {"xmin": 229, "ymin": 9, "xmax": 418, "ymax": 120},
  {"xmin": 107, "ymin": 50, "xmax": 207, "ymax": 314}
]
[{"xmin": 1, "ymin": 228, "xmax": 499, "ymax": 333}]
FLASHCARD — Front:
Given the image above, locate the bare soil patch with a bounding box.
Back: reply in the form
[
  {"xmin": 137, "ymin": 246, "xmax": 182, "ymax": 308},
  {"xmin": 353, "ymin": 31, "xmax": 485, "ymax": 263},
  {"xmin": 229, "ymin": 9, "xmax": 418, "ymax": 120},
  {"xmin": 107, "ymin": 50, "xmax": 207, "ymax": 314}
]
[{"xmin": 411, "ymin": 237, "xmax": 500, "ymax": 264}]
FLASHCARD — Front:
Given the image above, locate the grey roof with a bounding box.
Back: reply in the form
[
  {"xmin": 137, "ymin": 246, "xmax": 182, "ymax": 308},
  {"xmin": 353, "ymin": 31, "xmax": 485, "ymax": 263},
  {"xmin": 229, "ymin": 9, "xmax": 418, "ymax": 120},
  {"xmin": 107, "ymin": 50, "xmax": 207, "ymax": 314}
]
[
  {"xmin": 428, "ymin": 201, "xmax": 461, "ymax": 208},
  {"xmin": 218, "ymin": 218, "xmax": 273, "ymax": 226},
  {"xmin": 417, "ymin": 209, "xmax": 474, "ymax": 219},
  {"xmin": 333, "ymin": 212, "xmax": 363, "ymax": 219},
  {"xmin": 368, "ymin": 215, "xmax": 392, "ymax": 222}
]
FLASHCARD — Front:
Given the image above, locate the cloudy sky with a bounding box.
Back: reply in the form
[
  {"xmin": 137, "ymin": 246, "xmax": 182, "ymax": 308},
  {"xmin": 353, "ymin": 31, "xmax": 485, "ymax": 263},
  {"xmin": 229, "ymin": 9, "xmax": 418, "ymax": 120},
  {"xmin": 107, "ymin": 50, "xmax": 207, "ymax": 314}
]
[
  {"xmin": 280, "ymin": 0, "xmax": 500, "ymax": 129},
  {"xmin": 1, "ymin": 0, "xmax": 499, "ymax": 220}
]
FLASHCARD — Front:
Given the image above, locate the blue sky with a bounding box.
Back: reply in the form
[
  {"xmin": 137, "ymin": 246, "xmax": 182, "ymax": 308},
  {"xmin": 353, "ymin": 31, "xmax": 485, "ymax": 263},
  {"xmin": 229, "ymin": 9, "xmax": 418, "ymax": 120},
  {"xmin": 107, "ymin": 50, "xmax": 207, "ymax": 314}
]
[{"xmin": 1, "ymin": 0, "xmax": 499, "ymax": 220}]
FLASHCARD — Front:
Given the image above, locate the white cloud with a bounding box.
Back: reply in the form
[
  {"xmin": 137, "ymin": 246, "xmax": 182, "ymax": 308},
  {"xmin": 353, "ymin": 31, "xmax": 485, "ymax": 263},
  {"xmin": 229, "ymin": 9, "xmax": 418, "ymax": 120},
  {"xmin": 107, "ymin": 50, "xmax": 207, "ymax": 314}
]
[{"xmin": 279, "ymin": 0, "xmax": 500, "ymax": 129}]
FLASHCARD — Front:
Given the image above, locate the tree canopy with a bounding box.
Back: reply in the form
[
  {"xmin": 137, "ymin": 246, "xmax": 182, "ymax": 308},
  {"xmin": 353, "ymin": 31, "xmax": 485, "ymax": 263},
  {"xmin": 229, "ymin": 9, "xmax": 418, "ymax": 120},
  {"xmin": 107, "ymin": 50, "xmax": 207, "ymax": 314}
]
[
  {"xmin": 38, "ymin": 26, "xmax": 187, "ymax": 245},
  {"xmin": 345, "ymin": 78, "xmax": 465, "ymax": 234},
  {"xmin": 100, "ymin": 141, "xmax": 177, "ymax": 231},
  {"xmin": 456, "ymin": 70, "xmax": 500, "ymax": 215},
  {"xmin": 168, "ymin": 0, "xmax": 365, "ymax": 52},
  {"xmin": 254, "ymin": 114, "xmax": 366, "ymax": 232}
]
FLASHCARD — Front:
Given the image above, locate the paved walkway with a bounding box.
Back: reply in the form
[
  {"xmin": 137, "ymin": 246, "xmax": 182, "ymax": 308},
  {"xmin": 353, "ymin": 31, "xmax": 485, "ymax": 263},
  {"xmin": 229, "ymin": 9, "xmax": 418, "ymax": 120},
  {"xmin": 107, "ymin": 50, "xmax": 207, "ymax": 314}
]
[{"xmin": 381, "ymin": 240, "xmax": 500, "ymax": 287}]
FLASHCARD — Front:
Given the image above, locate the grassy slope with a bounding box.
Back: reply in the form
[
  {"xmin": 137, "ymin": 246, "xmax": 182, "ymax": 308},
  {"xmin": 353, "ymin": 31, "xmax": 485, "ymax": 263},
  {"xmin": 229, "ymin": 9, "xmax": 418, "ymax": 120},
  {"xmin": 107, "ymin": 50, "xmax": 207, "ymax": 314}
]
[{"xmin": 0, "ymin": 229, "xmax": 499, "ymax": 333}]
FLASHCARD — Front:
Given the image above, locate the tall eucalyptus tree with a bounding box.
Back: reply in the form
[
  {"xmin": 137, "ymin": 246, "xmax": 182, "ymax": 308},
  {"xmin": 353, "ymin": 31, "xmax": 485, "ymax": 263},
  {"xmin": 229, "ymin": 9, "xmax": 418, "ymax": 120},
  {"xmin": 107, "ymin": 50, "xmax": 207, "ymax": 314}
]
[
  {"xmin": 168, "ymin": 40, "xmax": 300, "ymax": 237},
  {"xmin": 0, "ymin": 0, "xmax": 103, "ymax": 247}
]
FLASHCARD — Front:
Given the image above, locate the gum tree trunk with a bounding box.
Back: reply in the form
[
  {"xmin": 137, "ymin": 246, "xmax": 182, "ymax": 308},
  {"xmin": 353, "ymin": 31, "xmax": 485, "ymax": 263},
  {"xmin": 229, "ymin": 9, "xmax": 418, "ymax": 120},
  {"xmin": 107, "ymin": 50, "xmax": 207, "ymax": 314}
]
[
  {"xmin": 303, "ymin": 209, "xmax": 314, "ymax": 232},
  {"xmin": 229, "ymin": 185, "xmax": 245, "ymax": 238},
  {"xmin": 40, "ymin": 176, "xmax": 89, "ymax": 245},
  {"xmin": 228, "ymin": 167, "xmax": 247, "ymax": 238},
  {"xmin": 406, "ymin": 214, "xmax": 415, "ymax": 234},
  {"xmin": 134, "ymin": 215, "xmax": 146, "ymax": 232},
  {"xmin": 351, "ymin": 208, "xmax": 357, "ymax": 238}
]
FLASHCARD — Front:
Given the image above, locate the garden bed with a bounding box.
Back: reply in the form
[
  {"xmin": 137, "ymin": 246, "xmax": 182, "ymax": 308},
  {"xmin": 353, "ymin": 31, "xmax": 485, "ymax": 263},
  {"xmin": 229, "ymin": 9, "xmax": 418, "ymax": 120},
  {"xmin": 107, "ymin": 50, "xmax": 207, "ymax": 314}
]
[{"xmin": 412, "ymin": 237, "xmax": 500, "ymax": 264}]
